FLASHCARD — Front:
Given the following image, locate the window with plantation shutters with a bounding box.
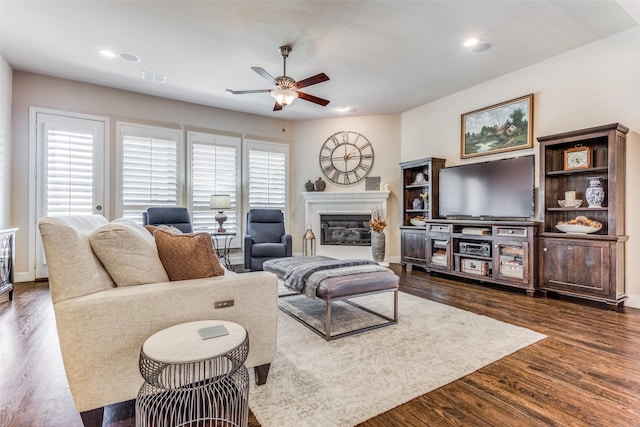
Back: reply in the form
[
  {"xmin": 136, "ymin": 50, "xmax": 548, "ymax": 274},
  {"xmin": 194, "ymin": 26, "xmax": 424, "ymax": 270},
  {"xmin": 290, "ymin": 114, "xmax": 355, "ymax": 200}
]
[
  {"xmin": 117, "ymin": 123, "xmax": 182, "ymax": 222},
  {"xmin": 245, "ymin": 140, "xmax": 289, "ymax": 213},
  {"xmin": 187, "ymin": 131, "xmax": 241, "ymax": 238}
]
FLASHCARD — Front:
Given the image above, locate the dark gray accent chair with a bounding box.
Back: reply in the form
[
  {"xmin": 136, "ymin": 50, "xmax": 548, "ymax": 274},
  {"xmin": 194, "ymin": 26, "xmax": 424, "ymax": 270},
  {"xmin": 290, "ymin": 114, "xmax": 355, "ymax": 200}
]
[
  {"xmin": 244, "ymin": 209, "xmax": 292, "ymax": 271},
  {"xmin": 142, "ymin": 207, "xmax": 193, "ymax": 233}
]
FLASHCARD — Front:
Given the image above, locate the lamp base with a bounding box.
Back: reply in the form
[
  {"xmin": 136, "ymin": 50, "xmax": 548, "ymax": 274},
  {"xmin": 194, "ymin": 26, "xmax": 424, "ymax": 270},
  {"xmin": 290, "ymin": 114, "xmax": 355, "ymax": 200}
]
[{"xmin": 215, "ymin": 212, "xmax": 227, "ymax": 233}]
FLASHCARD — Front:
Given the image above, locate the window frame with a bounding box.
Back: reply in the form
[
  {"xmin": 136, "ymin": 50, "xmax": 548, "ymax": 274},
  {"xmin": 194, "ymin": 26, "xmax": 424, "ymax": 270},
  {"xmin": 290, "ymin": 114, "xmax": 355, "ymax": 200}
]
[
  {"xmin": 186, "ymin": 130, "xmax": 242, "ymax": 247},
  {"xmin": 243, "ymin": 138, "xmax": 290, "ymax": 230},
  {"xmin": 115, "ymin": 122, "xmax": 184, "ymax": 221}
]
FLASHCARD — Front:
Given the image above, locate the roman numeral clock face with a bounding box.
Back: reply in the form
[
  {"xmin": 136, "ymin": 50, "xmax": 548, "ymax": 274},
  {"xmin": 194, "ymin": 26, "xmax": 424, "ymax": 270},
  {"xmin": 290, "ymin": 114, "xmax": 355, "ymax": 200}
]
[{"xmin": 319, "ymin": 131, "xmax": 375, "ymax": 185}]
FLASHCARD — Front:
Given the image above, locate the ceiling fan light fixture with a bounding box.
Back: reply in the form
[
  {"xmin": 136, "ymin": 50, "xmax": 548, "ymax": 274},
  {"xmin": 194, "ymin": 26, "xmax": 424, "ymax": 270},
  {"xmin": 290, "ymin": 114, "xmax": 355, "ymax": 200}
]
[{"xmin": 270, "ymin": 88, "xmax": 299, "ymax": 106}]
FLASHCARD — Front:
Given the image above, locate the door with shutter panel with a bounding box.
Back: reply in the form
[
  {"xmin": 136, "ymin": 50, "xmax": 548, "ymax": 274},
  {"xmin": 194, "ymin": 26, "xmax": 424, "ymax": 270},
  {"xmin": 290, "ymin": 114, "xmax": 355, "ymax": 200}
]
[{"xmin": 34, "ymin": 111, "xmax": 107, "ymax": 278}]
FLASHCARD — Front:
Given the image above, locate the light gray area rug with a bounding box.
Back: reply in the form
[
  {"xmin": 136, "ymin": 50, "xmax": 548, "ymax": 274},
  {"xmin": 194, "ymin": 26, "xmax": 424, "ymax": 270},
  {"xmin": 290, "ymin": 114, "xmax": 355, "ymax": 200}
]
[{"xmin": 249, "ymin": 291, "xmax": 546, "ymax": 427}]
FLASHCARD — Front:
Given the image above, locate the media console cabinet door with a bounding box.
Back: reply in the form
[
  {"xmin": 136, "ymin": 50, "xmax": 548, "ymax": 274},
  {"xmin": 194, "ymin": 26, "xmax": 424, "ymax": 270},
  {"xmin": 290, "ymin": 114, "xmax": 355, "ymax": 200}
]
[
  {"xmin": 493, "ymin": 240, "xmax": 529, "ymax": 285},
  {"xmin": 401, "ymin": 229, "xmax": 427, "ymax": 265},
  {"xmin": 540, "ymin": 238, "xmax": 612, "ymax": 298}
]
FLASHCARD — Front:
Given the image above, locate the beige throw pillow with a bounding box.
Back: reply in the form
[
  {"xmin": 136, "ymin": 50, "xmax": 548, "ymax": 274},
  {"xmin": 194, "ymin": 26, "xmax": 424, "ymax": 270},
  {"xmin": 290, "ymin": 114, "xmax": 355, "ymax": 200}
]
[
  {"xmin": 89, "ymin": 219, "xmax": 170, "ymax": 287},
  {"xmin": 153, "ymin": 229, "xmax": 225, "ymax": 281}
]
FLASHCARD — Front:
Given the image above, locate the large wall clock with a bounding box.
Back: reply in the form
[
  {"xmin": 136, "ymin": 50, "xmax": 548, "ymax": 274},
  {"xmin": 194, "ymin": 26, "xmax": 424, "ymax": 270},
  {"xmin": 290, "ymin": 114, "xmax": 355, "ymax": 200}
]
[{"xmin": 319, "ymin": 131, "xmax": 375, "ymax": 185}]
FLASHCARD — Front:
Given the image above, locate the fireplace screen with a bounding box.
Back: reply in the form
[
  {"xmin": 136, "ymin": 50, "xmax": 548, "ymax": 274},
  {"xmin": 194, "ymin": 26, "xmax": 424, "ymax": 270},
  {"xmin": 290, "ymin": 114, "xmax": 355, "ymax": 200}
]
[{"xmin": 320, "ymin": 214, "xmax": 371, "ymax": 246}]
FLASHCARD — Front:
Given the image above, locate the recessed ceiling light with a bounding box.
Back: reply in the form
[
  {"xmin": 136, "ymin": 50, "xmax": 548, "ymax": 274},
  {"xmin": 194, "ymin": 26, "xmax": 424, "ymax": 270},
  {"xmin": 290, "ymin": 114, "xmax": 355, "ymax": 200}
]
[
  {"xmin": 119, "ymin": 52, "xmax": 141, "ymax": 63},
  {"xmin": 98, "ymin": 49, "xmax": 117, "ymax": 58},
  {"xmin": 463, "ymin": 38, "xmax": 479, "ymax": 47},
  {"xmin": 469, "ymin": 42, "xmax": 493, "ymax": 54},
  {"xmin": 334, "ymin": 106, "xmax": 357, "ymax": 113}
]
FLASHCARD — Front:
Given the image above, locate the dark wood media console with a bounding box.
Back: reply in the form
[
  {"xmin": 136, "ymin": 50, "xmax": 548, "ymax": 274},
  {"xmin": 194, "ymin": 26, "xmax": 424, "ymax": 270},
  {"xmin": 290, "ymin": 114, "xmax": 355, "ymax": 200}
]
[{"xmin": 418, "ymin": 219, "xmax": 539, "ymax": 296}]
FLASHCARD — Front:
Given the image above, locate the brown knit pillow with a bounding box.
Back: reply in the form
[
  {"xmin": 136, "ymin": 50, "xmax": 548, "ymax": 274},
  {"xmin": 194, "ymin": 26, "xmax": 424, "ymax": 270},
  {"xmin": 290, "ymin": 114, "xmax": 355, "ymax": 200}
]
[{"xmin": 153, "ymin": 229, "xmax": 225, "ymax": 281}]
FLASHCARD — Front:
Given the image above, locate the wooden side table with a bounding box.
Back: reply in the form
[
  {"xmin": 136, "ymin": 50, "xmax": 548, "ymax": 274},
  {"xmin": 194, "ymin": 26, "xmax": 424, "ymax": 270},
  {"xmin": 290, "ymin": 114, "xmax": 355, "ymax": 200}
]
[
  {"xmin": 0, "ymin": 228, "xmax": 17, "ymax": 302},
  {"xmin": 136, "ymin": 320, "xmax": 249, "ymax": 427}
]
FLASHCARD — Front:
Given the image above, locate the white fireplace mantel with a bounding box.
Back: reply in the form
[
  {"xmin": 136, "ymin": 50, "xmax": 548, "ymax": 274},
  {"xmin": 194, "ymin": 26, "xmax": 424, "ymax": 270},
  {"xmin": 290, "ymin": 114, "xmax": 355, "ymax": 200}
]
[{"xmin": 302, "ymin": 191, "xmax": 390, "ymax": 259}]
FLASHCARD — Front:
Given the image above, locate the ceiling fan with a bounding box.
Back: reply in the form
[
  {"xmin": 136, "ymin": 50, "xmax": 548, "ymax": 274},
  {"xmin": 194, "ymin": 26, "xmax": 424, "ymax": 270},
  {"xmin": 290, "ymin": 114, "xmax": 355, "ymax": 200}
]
[{"xmin": 226, "ymin": 45, "xmax": 330, "ymax": 111}]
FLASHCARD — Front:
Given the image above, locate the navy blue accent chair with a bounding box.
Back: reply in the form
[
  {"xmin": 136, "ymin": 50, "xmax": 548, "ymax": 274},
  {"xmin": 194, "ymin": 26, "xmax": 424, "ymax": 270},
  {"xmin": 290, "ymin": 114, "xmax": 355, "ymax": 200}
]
[
  {"xmin": 244, "ymin": 209, "xmax": 292, "ymax": 271},
  {"xmin": 142, "ymin": 207, "xmax": 193, "ymax": 233}
]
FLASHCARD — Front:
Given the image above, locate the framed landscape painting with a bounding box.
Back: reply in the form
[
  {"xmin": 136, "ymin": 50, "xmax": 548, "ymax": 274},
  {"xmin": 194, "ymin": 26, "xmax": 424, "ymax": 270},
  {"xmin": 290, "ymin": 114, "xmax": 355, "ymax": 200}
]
[{"xmin": 461, "ymin": 94, "xmax": 533, "ymax": 159}]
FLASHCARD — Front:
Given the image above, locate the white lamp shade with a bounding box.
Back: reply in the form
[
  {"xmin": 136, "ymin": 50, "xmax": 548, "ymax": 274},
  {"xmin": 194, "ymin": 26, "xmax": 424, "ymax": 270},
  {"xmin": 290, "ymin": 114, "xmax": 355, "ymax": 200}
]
[
  {"xmin": 270, "ymin": 88, "xmax": 299, "ymax": 106},
  {"xmin": 210, "ymin": 195, "xmax": 231, "ymax": 210}
]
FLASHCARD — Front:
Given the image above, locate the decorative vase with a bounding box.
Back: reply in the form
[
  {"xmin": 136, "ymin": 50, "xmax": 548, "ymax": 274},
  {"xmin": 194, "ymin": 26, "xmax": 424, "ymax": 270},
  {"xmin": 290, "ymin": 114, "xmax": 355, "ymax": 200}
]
[
  {"xmin": 314, "ymin": 177, "xmax": 326, "ymax": 192},
  {"xmin": 585, "ymin": 177, "xmax": 605, "ymax": 208},
  {"xmin": 423, "ymin": 199, "xmax": 429, "ymax": 210},
  {"xmin": 371, "ymin": 231, "xmax": 385, "ymax": 263},
  {"xmin": 412, "ymin": 198, "xmax": 422, "ymax": 210},
  {"xmin": 304, "ymin": 180, "xmax": 315, "ymax": 192}
]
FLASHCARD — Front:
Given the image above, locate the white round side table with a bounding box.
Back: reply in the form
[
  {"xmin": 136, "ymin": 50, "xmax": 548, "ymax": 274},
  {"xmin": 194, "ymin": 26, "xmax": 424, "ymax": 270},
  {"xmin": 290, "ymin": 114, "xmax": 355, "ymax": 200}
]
[{"xmin": 135, "ymin": 320, "xmax": 249, "ymax": 427}]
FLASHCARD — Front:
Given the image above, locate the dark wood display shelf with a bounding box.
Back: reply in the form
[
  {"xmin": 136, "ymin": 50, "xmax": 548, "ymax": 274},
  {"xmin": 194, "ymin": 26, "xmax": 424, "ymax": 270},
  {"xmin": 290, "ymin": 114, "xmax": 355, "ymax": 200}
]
[
  {"xmin": 399, "ymin": 158, "xmax": 446, "ymax": 271},
  {"xmin": 538, "ymin": 123, "xmax": 629, "ymax": 310}
]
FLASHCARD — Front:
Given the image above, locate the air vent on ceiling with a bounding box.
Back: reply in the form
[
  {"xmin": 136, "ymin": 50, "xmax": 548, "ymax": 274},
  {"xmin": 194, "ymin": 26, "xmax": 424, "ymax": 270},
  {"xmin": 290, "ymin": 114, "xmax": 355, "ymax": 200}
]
[{"xmin": 142, "ymin": 71, "xmax": 166, "ymax": 83}]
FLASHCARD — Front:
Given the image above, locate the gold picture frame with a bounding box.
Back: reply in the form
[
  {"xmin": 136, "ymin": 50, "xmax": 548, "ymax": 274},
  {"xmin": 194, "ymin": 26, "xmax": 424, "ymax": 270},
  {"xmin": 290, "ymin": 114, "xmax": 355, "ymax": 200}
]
[{"xmin": 461, "ymin": 94, "xmax": 534, "ymax": 159}]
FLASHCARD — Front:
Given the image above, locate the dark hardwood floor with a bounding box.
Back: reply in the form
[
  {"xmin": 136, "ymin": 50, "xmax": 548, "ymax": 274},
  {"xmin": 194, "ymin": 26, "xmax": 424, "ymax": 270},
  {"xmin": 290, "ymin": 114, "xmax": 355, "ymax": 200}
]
[{"xmin": 2, "ymin": 265, "xmax": 639, "ymax": 426}]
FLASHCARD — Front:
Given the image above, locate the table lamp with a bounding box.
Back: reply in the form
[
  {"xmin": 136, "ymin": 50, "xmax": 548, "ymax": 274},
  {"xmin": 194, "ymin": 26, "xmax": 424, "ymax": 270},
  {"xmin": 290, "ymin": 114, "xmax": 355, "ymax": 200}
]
[{"xmin": 210, "ymin": 195, "xmax": 231, "ymax": 232}]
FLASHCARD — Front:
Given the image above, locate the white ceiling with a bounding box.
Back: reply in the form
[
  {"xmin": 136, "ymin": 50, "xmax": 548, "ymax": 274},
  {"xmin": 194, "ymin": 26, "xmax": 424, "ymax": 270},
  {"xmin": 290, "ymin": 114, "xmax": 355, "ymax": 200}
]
[{"xmin": 1, "ymin": 1, "xmax": 638, "ymax": 121}]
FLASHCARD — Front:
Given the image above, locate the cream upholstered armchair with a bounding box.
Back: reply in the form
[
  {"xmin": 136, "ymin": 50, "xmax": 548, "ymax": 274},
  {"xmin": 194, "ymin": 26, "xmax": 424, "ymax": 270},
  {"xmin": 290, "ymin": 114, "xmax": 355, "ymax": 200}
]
[{"xmin": 38, "ymin": 215, "xmax": 278, "ymax": 427}]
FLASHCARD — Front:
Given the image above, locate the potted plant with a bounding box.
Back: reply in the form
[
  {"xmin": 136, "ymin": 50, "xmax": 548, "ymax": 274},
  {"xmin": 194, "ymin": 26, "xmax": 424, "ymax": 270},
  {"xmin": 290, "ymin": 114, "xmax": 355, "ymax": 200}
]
[{"xmin": 368, "ymin": 208, "xmax": 387, "ymax": 262}]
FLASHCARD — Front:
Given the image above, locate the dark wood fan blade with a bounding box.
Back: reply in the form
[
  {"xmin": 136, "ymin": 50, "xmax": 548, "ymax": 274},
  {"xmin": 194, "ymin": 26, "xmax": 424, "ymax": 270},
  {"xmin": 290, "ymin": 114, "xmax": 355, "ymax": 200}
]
[
  {"xmin": 251, "ymin": 67, "xmax": 277, "ymax": 85},
  {"xmin": 273, "ymin": 102, "xmax": 283, "ymax": 111},
  {"xmin": 225, "ymin": 89, "xmax": 270, "ymax": 95},
  {"xmin": 297, "ymin": 91, "xmax": 330, "ymax": 106},
  {"xmin": 296, "ymin": 73, "xmax": 329, "ymax": 89}
]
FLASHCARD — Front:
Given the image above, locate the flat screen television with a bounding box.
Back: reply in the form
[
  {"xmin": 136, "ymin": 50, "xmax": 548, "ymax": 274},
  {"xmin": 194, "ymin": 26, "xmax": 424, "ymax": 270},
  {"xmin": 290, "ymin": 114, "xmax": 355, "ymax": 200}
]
[{"xmin": 439, "ymin": 155, "xmax": 535, "ymax": 220}]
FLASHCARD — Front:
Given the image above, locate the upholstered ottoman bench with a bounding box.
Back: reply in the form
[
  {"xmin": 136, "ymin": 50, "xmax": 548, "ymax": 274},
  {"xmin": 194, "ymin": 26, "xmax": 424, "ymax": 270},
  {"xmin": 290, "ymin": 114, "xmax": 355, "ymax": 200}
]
[{"xmin": 263, "ymin": 256, "xmax": 399, "ymax": 340}]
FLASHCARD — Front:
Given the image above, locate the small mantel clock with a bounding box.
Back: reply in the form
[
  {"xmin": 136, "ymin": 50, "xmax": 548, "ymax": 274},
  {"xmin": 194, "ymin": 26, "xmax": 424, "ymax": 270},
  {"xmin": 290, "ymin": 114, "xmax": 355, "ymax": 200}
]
[
  {"xmin": 563, "ymin": 145, "xmax": 592, "ymax": 170},
  {"xmin": 319, "ymin": 131, "xmax": 375, "ymax": 185}
]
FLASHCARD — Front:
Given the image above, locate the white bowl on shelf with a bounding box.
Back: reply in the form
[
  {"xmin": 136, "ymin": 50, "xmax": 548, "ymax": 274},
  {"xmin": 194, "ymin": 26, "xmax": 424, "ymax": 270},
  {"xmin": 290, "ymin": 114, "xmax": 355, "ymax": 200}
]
[
  {"xmin": 410, "ymin": 218, "xmax": 426, "ymax": 226},
  {"xmin": 555, "ymin": 224, "xmax": 601, "ymax": 234},
  {"xmin": 558, "ymin": 199, "xmax": 582, "ymax": 208}
]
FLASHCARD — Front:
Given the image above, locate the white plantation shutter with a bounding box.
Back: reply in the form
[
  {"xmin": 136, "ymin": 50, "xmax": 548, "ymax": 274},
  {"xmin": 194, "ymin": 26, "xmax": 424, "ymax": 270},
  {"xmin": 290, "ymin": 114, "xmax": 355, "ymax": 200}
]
[
  {"xmin": 188, "ymin": 131, "xmax": 241, "ymax": 235},
  {"xmin": 45, "ymin": 129, "xmax": 95, "ymax": 216},
  {"xmin": 246, "ymin": 141, "xmax": 288, "ymax": 211},
  {"xmin": 118, "ymin": 124, "xmax": 182, "ymax": 222}
]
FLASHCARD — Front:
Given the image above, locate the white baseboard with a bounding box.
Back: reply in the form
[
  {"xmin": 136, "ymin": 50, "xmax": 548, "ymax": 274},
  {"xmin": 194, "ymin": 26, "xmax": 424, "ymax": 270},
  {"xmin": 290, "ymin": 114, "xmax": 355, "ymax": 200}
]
[
  {"xmin": 625, "ymin": 294, "xmax": 640, "ymax": 309},
  {"xmin": 15, "ymin": 271, "xmax": 35, "ymax": 283}
]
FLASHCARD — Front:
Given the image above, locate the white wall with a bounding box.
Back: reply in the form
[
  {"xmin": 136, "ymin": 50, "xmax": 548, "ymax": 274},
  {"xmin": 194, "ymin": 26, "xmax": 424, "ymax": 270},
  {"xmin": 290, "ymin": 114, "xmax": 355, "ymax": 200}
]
[
  {"xmin": 0, "ymin": 55, "xmax": 12, "ymax": 228},
  {"xmin": 292, "ymin": 115, "xmax": 401, "ymax": 259},
  {"xmin": 10, "ymin": 72, "xmax": 293, "ymax": 278},
  {"xmin": 402, "ymin": 26, "xmax": 640, "ymax": 307}
]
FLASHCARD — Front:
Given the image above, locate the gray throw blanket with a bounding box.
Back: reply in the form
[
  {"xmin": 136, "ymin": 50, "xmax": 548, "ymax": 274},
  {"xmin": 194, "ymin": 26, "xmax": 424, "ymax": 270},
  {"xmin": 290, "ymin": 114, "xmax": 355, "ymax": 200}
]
[{"xmin": 263, "ymin": 256, "xmax": 385, "ymax": 298}]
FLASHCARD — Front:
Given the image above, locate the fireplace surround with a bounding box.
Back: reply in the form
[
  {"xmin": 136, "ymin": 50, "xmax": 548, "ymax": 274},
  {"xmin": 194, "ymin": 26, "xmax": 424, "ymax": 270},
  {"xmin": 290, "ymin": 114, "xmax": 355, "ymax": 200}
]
[{"xmin": 302, "ymin": 191, "xmax": 390, "ymax": 260}]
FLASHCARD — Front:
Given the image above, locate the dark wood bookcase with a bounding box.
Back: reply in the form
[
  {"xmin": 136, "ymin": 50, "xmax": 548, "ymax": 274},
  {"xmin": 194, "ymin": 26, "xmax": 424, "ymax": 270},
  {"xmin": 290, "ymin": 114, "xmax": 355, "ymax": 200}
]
[
  {"xmin": 399, "ymin": 157, "xmax": 446, "ymax": 270},
  {"xmin": 537, "ymin": 123, "xmax": 629, "ymax": 310}
]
